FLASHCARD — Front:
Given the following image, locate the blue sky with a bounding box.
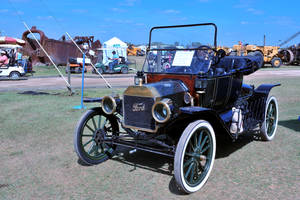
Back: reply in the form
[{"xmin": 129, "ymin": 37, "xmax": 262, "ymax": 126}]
[{"xmin": 1, "ymin": 0, "xmax": 299, "ymax": 47}]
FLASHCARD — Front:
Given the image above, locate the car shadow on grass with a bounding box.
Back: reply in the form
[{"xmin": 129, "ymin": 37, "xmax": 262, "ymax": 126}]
[
  {"xmin": 108, "ymin": 134, "xmax": 257, "ymax": 195},
  {"xmin": 278, "ymin": 119, "xmax": 300, "ymax": 132},
  {"xmin": 111, "ymin": 146, "xmax": 173, "ymax": 175}
]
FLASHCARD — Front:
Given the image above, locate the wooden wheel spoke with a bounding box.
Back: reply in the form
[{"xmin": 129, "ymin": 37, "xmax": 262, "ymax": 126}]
[
  {"xmin": 184, "ymin": 162, "xmax": 194, "ymax": 179},
  {"xmin": 197, "ymin": 130, "xmax": 203, "ymax": 146},
  {"xmin": 189, "ymin": 140, "xmax": 195, "ymax": 152},
  {"xmin": 189, "ymin": 164, "xmax": 196, "ymax": 183},
  {"xmin": 101, "ymin": 119, "xmax": 107, "ymax": 129},
  {"xmin": 98, "ymin": 115, "xmax": 102, "ymax": 129},
  {"xmin": 183, "ymin": 158, "xmax": 193, "ymax": 168},
  {"xmin": 83, "ymin": 138, "xmax": 94, "ymax": 147},
  {"xmin": 82, "ymin": 134, "xmax": 93, "ymax": 137},
  {"xmin": 92, "ymin": 116, "xmax": 97, "ymax": 130},
  {"xmin": 85, "ymin": 124, "xmax": 95, "ymax": 133},
  {"xmin": 185, "ymin": 152, "xmax": 194, "ymax": 157},
  {"xmin": 193, "ymin": 133, "xmax": 198, "ymax": 150},
  {"xmin": 199, "ymin": 135, "xmax": 208, "ymax": 151},
  {"xmin": 200, "ymin": 144, "xmax": 210, "ymax": 154}
]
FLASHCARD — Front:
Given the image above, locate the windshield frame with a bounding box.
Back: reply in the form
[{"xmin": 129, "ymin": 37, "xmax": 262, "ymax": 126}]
[{"xmin": 148, "ymin": 23, "xmax": 218, "ymax": 51}]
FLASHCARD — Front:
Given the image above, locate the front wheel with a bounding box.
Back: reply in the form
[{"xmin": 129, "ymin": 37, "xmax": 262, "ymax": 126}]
[
  {"xmin": 74, "ymin": 109, "xmax": 119, "ymax": 165},
  {"xmin": 9, "ymin": 71, "xmax": 20, "ymax": 79},
  {"xmin": 121, "ymin": 67, "xmax": 128, "ymax": 74},
  {"xmin": 271, "ymin": 57, "xmax": 282, "ymax": 68},
  {"xmin": 260, "ymin": 96, "xmax": 278, "ymax": 141},
  {"xmin": 174, "ymin": 120, "xmax": 216, "ymax": 193}
]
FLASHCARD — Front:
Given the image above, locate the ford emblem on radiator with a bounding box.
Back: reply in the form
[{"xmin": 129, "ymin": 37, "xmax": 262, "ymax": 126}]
[{"xmin": 132, "ymin": 103, "xmax": 145, "ymax": 112}]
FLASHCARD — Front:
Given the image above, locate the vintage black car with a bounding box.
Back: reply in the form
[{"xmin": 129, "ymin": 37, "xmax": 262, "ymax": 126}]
[{"xmin": 74, "ymin": 23, "xmax": 279, "ymax": 193}]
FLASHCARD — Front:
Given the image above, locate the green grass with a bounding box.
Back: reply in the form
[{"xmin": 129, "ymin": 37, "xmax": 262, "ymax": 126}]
[
  {"xmin": 0, "ymin": 74, "xmax": 299, "ymax": 199},
  {"xmin": 27, "ymin": 65, "xmax": 67, "ymax": 77}
]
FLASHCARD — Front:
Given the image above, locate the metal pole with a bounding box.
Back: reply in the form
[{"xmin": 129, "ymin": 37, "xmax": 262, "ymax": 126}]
[
  {"xmin": 73, "ymin": 53, "xmax": 86, "ymax": 110},
  {"xmin": 67, "ymin": 63, "xmax": 71, "ymax": 86}
]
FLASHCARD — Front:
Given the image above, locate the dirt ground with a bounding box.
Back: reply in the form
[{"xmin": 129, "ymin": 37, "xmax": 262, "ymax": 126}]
[{"xmin": 0, "ymin": 68, "xmax": 300, "ymax": 92}]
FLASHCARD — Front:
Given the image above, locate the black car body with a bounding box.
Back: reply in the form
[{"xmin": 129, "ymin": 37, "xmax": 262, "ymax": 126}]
[{"xmin": 74, "ymin": 23, "xmax": 279, "ymax": 193}]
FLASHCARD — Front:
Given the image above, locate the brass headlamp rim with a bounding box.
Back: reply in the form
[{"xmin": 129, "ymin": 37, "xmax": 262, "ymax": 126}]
[
  {"xmin": 151, "ymin": 99, "xmax": 172, "ymax": 123},
  {"xmin": 101, "ymin": 96, "xmax": 117, "ymax": 115}
]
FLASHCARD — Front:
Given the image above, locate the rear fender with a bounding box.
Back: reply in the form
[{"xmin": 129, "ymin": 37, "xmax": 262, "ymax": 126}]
[
  {"xmin": 180, "ymin": 107, "xmax": 234, "ymax": 139},
  {"xmin": 255, "ymin": 84, "xmax": 281, "ymax": 95},
  {"xmin": 250, "ymin": 83, "xmax": 280, "ymax": 121}
]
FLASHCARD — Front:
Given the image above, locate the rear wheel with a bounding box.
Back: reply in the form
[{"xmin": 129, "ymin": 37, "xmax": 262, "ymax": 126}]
[
  {"xmin": 271, "ymin": 57, "xmax": 282, "ymax": 68},
  {"xmin": 74, "ymin": 109, "xmax": 119, "ymax": 165},
  {"xmin": 174, "ymin": 120, "xmax": 216, "ymax": 193},
  {"xmin": 9, "ymin": 71, "xmax": 20, "ymax": 79},
  {"xmin": 121, "ymin": 67, "xmax": 128, "ymax": 74},
  {"xmin": 260, "ymin": 96, "xmax": 278, "ymax": 141}
]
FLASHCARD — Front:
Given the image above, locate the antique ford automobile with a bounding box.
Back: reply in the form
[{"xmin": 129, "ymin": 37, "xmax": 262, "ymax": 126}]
[{"xmin": 74, "ymin": 23, "xmax": 279, "ymax": 193}]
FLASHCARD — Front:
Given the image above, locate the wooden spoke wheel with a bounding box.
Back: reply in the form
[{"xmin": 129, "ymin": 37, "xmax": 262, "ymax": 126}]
[
  {"xmin": 74, "ymin": 109, "xmax": 119, "ymax": 165},
  {"xmin": 174, "ymin": 120, "xmax": 216, "ymax": 193}
]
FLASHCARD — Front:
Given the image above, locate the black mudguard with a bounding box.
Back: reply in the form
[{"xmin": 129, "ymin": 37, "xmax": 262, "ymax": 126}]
[
  {"xmin": 255, "ymin": 83, "xmax": 281, "ymax": 95},
  {"xmin": 180, "ymin": 106, "xmax": 234, "ymax": 139}
]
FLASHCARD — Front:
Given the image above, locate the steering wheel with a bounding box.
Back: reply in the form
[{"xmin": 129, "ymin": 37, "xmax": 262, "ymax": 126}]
[{"xmin": 196, "ymin": 45, "xmax": 223, "ymax": 66}]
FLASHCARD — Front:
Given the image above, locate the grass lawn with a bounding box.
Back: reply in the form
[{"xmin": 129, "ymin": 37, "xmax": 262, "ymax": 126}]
[{"xmin": 0, "ymin": 74, "xmax": 299, "ymax": 199}]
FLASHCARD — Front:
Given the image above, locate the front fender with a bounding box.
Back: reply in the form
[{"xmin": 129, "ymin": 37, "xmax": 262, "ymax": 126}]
[{"xmin": 180, "ymin": 106, "xmax": 234, "ymax": 139}]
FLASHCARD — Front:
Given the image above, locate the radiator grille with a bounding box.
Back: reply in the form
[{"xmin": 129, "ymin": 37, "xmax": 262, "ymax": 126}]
[{"xmin": 123, "ymin": 95, "xmax": 156, "ymax": 131}]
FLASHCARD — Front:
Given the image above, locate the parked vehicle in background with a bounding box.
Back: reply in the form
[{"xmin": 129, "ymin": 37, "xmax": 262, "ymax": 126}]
[
  {"xmin": 93, "ymin": 56, "xmax": 129, "ymax": 74},
  {"xmin": 279, "ymin": 43, "xmax": 300, "ymax": 65},
  {"xmin": 0, "ymin": 44, "xmax": 31, "ymax": 78},
  {"xmin": 231, "ymin": 43, "xmax": 283, "ymax": 68},
  {"xmin": 127, "ymin": 44, "xmax": 145, "ymax": 56},
  {"xmin": 74, "ymin": 23, "xmax": 280, "ymax": 193}
]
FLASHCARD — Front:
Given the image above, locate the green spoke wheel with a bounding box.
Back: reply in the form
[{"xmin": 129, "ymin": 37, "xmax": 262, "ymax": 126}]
[
  {"xmin": 260, "ymin": 96, "xmax": 278, "ymax": 141},
  {"xmin": 174, "ymin": 120, "xmax": 216, "ymax": 193},
  {"xmin": 74, "ymin": 108, "xmax": 119, "ymax": 165}
]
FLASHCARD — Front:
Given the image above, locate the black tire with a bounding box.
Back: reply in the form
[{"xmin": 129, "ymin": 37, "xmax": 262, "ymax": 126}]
[
  {"xmin": 174, "ymin": 120, "xmax": 216, "ymax": 193},
  {"xmin": 286, "ymin": 50, "xmax": 294, "ymax": 65},
  {"xmin": 93, "ymin": 68, "xmax": 104, "ymax": 74},
  {"xmin": 121, "ymin": 67, "xmax": 128, "ymax": 74},
  {"xmin": 9, "ymin": 71, "xmax": 20, "ymax": 79},
  {"xmin": 271, "ymin": 57, "xmax": 282, "ymax": 68},
  {"xmin": 260, "ymin": 96, "xmax": 278, "ymax": 141},
  {"xmin": 75, "ymin": 67, "xmax": 81, "ymax": 73},
  {"xmin": 74, "ymin": 109, "xmax": 119, "ymax": 165}
]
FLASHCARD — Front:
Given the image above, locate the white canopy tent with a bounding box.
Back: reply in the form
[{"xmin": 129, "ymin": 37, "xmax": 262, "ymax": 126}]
[{"xmin": 102, "ymin": 37, "xmax": 128, "ymax": 65}]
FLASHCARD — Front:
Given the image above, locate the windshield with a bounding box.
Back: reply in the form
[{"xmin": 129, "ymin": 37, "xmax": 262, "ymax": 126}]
[{"xmin": 143, "ymin": 23, "xmax": 217, "ymax": 75}]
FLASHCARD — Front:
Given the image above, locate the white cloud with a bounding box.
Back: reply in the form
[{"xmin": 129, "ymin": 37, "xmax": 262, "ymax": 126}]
[
  {"xmin": 247, "ymin": 8, "xmax": 263, "ymax": 15},
  {"xmin": 0, "ymin": 9, "xmax": 9, "ymax": 13},
  {"xmin": 163, "ymin": 9, "xmax": 181, "ymax": 14},
  {"xmin": 37, "ymin": 16, "xmax": 53, "ymax": 20},
  {"xmin": 111, "ymin": 8, "xmax": 126, "ymax": 12}
]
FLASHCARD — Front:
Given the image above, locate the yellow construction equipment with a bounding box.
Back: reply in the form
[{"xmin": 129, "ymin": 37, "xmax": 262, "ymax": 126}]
[
  {"xmin": 127, "ymin": 44, "xmax": 144, "ymax": 56},
  {"xmin": 231, "ymin": 41, "xmax": 283, "ymax": 68}
]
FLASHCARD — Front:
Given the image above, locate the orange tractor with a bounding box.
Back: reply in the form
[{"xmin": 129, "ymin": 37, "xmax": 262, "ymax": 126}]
[
  {"xmin": 230, "ymin": 42, "xmax": 283, "ymax": 68},
  {"xmin": 127, "ymin": 44, "xmax": 145, "ymax": 56}
]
